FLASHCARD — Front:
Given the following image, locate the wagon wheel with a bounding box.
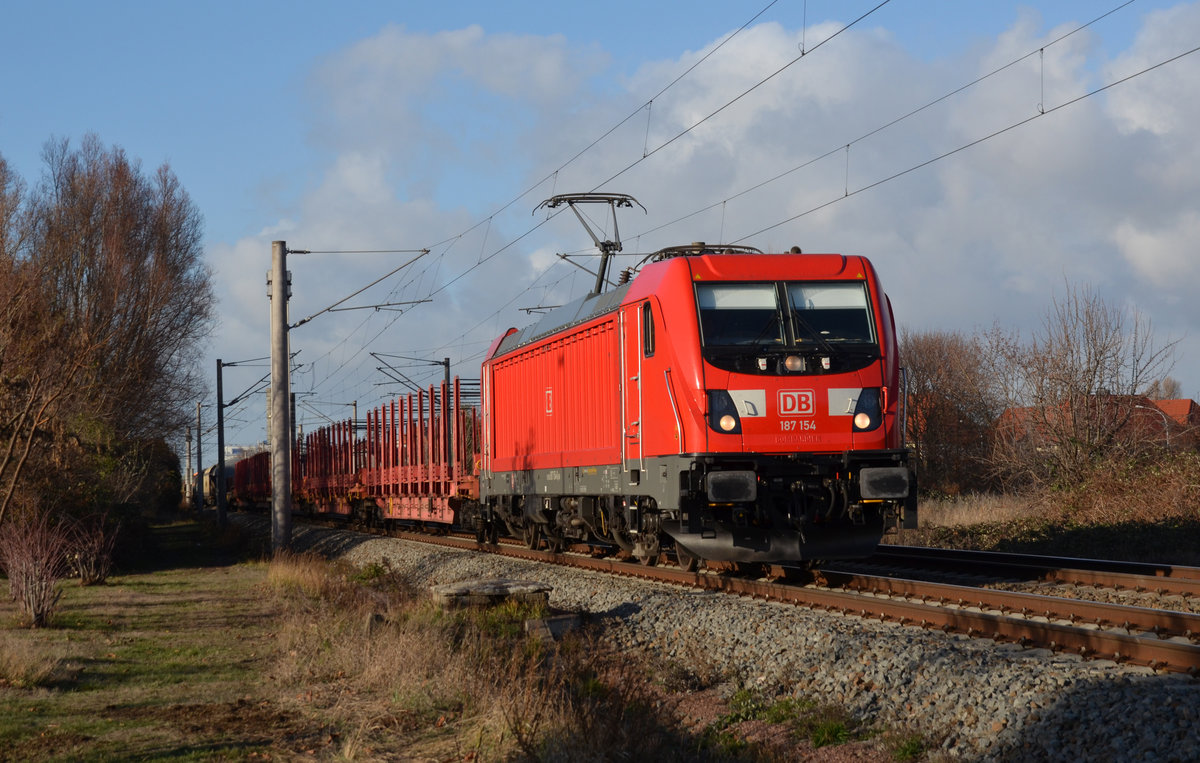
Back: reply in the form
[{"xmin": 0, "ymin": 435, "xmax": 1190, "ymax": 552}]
[
  {"xmin": 475, "ymin": 517, "xmax": 499, "ymax": 545},
  {"xmin": 522, "ymin": 523, "xmax": 541, "ymax": 550},
  {"xmin": 675, "ymin": 542, "xmax": 700, "ymax": 573}
]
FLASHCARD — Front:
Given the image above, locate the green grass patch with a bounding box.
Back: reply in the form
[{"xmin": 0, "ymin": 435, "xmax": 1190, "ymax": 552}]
[{"xmin": 0, "ymin": 517, "xmax": 329, "ymax": 761}]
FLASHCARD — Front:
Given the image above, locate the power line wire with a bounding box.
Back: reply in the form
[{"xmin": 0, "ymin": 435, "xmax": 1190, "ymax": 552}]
[
  {"xmin": 735, "ymin": 41, "xmax": 1200, "ymax": 241},
  {"xmin": 635, "ymin": 0, "xmax": 1138, "ymax": 240}
]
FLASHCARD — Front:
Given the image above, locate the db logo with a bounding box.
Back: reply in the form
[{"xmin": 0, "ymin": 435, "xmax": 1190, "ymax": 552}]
[{"xmin": 779, "ymin": 390, "xmax": 815, "ymax": 416}]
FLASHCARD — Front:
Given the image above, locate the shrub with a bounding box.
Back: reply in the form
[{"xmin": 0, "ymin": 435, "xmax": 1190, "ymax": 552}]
[
  {"xmin": 0, "ymin": 631, "xmax": 62, "ymax": 687},
  {"xmin": 70, "ymin": 512, "xmax": 120, "ymax": 585},
  {"xmin": 0, "ymin": 512, "xmax": 74, "ymax": 627}
]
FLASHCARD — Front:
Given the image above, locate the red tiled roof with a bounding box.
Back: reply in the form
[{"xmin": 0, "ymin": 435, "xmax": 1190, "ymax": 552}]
[{"xmin": 1152, "ymin": 399, "xmax": 1200, "ymax": 427}]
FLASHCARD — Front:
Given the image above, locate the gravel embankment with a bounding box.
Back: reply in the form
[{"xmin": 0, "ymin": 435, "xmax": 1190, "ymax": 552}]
[{"xmin": 282, "ymin": 521, "xmax": 1200, "ymax": 761}]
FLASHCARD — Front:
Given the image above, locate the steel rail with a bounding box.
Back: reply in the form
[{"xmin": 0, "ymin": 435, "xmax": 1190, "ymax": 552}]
[
  {"xmin": 385, "ymin": 528, "xmax": 1200, "ymax": 675},
  {"xmin": 824, "ymin": 570, "xmax": 1200, "ymax": 640},
  {"xmin": 874, "ymin": 545, "xmax": 1200, "ymax": 598}
]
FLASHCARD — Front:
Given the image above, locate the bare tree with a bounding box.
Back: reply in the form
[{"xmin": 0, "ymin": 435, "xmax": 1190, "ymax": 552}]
[
  {"xmin": 1142, "ymin": 376, "xmax": 1182, "ymax": 400},
  {"xmin": 0, "ymin": 256, "xmax": 91, "ymax": 524},
  {"xmin": 900, "ymin": 329, "xmax": 1001, "ymax": 494},
  {"xmin": 987, "ymin": 282, "xmax": 1177, "ymax": 487},
  {"xmin": 0, "ymin": 136, "xmax": 215, "ymax": 525},
  {"xmin": 0, "ymin": 156, "xmax": 26, "ymax": 259},
  {"xmin": 31, "ymin": 135, "xmax": 214, "ymax": 441}
]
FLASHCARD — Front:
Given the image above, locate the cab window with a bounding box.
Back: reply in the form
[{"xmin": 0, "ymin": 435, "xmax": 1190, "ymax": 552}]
[
  {"xmin": 695, "ymin": 284, "xmax": 783, "ymax": 346},
  {"xmin": 785, "ymin": 282, "xmax": 874, "ymax": 344}
]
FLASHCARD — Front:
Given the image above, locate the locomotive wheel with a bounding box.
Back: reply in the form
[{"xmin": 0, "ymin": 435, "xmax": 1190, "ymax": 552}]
[
  {"xmin": 545, "ymin": 530, "xmax": 567, "ymax": 554},
  {"xmin": 610, "ymin": 529, "xmax": 635, "ymax": 553},
  {"xmin": 675, "ymin": 542, "xmax": 700, "ymax": 573},
  {"xmin": 522, "ymin": 523, "xmax": 541, "ymax": 550},
  {"xmin": 635, "ymin": 536, "xmax": 661, "ymax": 566}
]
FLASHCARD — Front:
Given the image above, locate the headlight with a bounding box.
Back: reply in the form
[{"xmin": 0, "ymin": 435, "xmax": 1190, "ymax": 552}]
[
  {"xmin": 784, "ymin": 355, "xmax": 804, "ymax": 372},
  {"xmin": 852, "ymin": 388, "xmax": 882, "ymax": 432},
  {"xmin": 707, "ymin": 390, "xmax": 742, "ymax": 434}
]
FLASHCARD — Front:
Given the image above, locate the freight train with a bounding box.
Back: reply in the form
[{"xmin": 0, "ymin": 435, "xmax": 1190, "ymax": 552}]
[{"xmin": 233, "ymin": 203, "xmax": 915, "ymax": 569}]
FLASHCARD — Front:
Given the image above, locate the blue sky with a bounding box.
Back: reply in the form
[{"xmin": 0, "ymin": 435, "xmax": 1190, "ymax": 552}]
[{"xmin": 3, "ymin": 1, "xmax": 1198, "ymax": 455}]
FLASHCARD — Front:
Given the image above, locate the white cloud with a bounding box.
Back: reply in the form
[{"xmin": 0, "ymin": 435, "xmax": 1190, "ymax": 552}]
[
  {"xmin": 210, "ymin": 4, "xmax": 1200, "ymax": 443},
  {"xmin": 1114, "ymin": 211, "xmax": 1200, "ymax": 290},
  {"xmin": 1105, "ymin": 3, "xmax": 1200, "ymax": 137},
  {"xmin": 307, "ymin": 24, "xmax": 607, "ymax": 175}
]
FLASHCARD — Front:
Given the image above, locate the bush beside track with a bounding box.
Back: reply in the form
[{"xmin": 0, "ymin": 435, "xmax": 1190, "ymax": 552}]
[{"xmin": 902, "ymin": 451, "xmax": 1200, "ymax": 565}]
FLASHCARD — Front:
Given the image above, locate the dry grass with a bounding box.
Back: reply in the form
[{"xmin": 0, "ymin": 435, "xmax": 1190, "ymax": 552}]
[
  {"xmin": 263, "ymin": 552, "xmax": 703, "ymax": 760},
  {"xmin": 266, "ymin": 549, "xmax": 341, "ymax": 598},
  {"xmin": 260, "ymin": 552, "xmax": 930, "ymax": 760},
  {"xmin": 266, "ymin": 552, "xmax": 523, "ymax": 758},
  {"xmin": 0, "ymin": 630, "xmax": 63, "ymax": 688},
  {"xmin": 914, "ymin": 451, "xmax": 1200, "ymax": 530},
  {"xmin": 916, "ymin": 493, "xmax": 1042, "ymax": 528},
  {"xmin": 903, "ymin": 451, "xmax": 1200, "ymax": 564}
]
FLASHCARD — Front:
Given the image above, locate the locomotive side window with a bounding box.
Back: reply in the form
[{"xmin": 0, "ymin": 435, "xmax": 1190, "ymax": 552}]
[
  {"xmin": 785, "ymin": 282, "xmax": 875, "ymax": 344},
  {"xmin": 696, "ymin": 284, "xmax": 784, "ymax": 346},
  {"xmin": 642, "ymin": 301, "xmax": 655, "ymax": 357}
]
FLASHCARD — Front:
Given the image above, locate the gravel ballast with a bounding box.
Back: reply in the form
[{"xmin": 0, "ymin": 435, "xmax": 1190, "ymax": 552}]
[{"xmin": 285, "ymin": 522, "xmax": 1200, "ymax": 761}]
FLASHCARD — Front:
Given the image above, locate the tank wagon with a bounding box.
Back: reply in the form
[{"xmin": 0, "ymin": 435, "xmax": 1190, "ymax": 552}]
[{"xmin": 233, "ymin": 196, "xmax": 915, "ymax": 568}]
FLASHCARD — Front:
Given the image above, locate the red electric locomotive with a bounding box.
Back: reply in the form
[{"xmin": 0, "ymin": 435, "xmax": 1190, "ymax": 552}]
[
  {"xmin": 232, "ymin": 194, "xmax": 915, "ymax": 569},
  {"xmin": 477, "ymin": 237, "xmax": 915, "ymax": 567}
]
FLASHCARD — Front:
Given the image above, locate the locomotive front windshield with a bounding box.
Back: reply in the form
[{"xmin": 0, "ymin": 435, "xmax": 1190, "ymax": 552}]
[
  {"xmin": 696, "ymin": 281, "xmax": 878, "ymax": 373},
  {"xmin": 785, "ymin": 283, "xmax": 874, "ymax": 344}
]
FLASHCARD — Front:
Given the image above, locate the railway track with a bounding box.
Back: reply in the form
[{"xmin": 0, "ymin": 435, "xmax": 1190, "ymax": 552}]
[
  {"xmin": 252, "ymin": 511, "xmax": 1200, "ymax": 676},
  {"xmin": 867, "ymin": 545, "xmax": 1200, "ymax": 599},
  {"xmin": 369, "ymin": 525, "xmax": 1200, "ymax": 676}
]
